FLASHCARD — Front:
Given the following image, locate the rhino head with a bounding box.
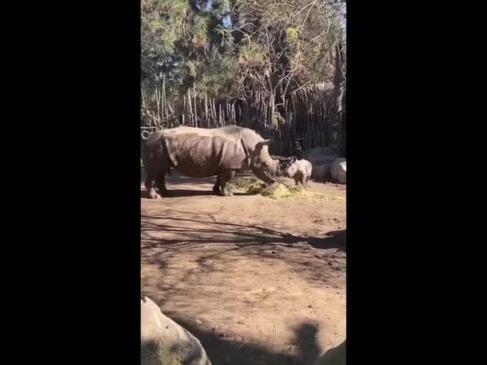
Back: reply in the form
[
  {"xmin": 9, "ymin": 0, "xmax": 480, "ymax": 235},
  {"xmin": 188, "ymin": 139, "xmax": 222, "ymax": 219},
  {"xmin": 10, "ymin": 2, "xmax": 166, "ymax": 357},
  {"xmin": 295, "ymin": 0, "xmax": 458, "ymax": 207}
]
[
  {"xmin": 249, "ymin": 140, "xmax": 279, "ymax": 184},
  {"xmin": 279, "ymin": 156, "xmax": 298, "ymax": 177}
]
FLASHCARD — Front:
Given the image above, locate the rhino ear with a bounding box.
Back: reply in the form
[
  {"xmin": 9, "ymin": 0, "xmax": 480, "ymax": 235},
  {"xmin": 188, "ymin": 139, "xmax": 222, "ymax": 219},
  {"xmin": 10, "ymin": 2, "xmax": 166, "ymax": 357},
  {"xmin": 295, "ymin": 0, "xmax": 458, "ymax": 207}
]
[{"xmin": 255, "ymin": 139, "xmax": 271, "ymax": 150}]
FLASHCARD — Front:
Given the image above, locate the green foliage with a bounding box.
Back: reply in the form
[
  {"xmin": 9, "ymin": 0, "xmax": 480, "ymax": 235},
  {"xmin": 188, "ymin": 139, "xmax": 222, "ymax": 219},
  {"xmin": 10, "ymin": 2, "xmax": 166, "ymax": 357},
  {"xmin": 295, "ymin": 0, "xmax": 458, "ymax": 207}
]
[
  {"xmin": 237, "ymin": 40, "xmax": 268, "ymax": 68},
  {"xmin": 191, "ymin": 15, "xmax": 209, "ymax": 48},
  {"xmin": 198, "ymin": 51, "xmax": 237, "ymax": 97},
  {"xmin": 286, "ymin": 27, "xmax": 300, "ymax": 45},
  {"xmin": 141, "ymin": 0, "xmax": 345, "ymax": 125},
  {"xmin": 142, "ymin": 0, "xmax": 237, "ymax": 98}
]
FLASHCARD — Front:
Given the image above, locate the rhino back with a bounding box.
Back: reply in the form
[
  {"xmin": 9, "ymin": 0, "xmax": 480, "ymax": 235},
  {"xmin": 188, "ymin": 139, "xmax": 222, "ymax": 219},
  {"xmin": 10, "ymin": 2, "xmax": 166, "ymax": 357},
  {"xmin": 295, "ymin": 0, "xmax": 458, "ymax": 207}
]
[
  {"xmin": 164, "ymin": 132, "xmax": 247, "ymax": 177},
  {"xmin": 220, "ymin": 126, "xmax": 264, "ymax": 152},
  {"xmin": 163, "ymin": 126, "xmax": 264, "ymax": 153}
]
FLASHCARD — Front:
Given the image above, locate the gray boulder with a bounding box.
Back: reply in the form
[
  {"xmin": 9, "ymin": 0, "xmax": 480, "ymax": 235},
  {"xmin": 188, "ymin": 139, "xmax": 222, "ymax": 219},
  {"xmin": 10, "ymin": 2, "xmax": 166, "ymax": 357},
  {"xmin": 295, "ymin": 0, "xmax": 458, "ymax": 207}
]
[
  {"xmin": 141, "ymin": 297, "xmax": 211, "ymax": 365},
  {"xmin": 304, "ymin": 147, "xmax": 338, "ymax": 180},
  {"xmin": 315, "ymin": 341, "xmax": 346, "ymax": 365},
  {"xmin": 330, "ymin": 158, "xmax": 346, "ymax": 184}
]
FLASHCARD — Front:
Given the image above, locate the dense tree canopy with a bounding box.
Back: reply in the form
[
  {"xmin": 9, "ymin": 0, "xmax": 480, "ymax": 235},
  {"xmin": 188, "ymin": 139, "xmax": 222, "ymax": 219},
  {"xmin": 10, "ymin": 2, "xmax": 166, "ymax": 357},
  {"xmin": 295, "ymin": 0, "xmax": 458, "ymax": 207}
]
[
  {"xmin": 142, "ymin": 0, "xmax": 236, "ymax": 97},
  {"xmin": 142, "ymin": 0, "xmax": 344, "ymax": 98},
  {"xmin": 141, "ymin": 0, "xmax": 346, "ymax": 154}
]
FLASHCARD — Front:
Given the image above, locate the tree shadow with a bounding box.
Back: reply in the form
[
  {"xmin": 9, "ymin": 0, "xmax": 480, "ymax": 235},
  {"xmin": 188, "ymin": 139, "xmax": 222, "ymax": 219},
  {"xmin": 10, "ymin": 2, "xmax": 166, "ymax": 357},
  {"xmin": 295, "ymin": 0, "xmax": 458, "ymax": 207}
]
[
  {"xmin": 307, "ymin": 230, "xmax": 346, "ymax": 251},
  {"xmin": 167, "ymin": 316, "xmax": 327, "ymax": 365},
  {"xmin": 142, "ymin": 214, "xmax": 346, "ymax": 252},
  {"xmin": 141, "ymin": 212, "xmax": 346, "ymax": 310},
  {"xmin": 141, "ymin": 208, "xmax": 346, "ymax": 365}
]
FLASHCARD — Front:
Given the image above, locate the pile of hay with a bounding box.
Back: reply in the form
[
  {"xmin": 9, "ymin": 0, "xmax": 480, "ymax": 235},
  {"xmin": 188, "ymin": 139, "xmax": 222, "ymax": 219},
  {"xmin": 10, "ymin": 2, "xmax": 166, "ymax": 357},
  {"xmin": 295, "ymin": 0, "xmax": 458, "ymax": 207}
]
[
  {"xmin": 230, "ymin": 177, "xmax": 267, "ymax": 194},
  {"xmin": 230, "ymin": 177, "xmax": 324, "ymax": 200}
]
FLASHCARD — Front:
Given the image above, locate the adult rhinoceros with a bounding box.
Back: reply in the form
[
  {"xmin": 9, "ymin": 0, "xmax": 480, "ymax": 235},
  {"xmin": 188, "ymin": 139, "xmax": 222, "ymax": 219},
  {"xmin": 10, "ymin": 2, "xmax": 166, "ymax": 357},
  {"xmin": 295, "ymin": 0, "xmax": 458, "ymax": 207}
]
[{"xmin": 142, "ymin": 126, "xmax": 279, "ymax": 198}]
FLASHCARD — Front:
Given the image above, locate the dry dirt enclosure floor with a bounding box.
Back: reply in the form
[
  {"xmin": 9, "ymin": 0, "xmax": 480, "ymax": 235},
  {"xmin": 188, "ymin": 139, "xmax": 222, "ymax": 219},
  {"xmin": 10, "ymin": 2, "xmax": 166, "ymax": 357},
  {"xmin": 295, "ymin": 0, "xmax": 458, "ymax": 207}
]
[{"xmin": 141, "ymin": 173, "xmax": 346, "ymax": 365}]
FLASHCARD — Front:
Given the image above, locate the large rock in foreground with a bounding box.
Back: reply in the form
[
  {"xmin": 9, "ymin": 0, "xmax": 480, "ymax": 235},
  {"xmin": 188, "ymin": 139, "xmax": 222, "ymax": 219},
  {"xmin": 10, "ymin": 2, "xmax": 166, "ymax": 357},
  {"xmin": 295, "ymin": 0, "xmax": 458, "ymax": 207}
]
[
  {"xmin": 330, "ymin": 158, "xmax": 346, "ymax": 184},
  {"xmin": 141, "ymin": 297, "xmax": 211, "ymax": 365},
  {"xmin": 316, "ymin": 341, "xmax": 346, "ymax": 365}
]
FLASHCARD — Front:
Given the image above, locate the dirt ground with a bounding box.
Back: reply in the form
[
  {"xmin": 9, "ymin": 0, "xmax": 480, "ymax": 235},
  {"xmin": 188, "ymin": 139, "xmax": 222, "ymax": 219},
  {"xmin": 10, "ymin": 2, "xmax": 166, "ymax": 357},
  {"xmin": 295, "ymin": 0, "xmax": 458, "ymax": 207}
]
[{"xmin": 141, "ymin": 172, "xmax": 346, "ymax": 365}]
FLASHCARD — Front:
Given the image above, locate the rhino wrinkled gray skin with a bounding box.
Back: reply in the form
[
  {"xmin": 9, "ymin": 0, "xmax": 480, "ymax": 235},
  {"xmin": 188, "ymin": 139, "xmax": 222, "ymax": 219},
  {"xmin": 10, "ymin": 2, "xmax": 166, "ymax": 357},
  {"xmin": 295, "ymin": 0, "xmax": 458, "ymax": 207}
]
[{"xmin": 142, "ymin": 126, "xmax": 279, "ymax": 198}]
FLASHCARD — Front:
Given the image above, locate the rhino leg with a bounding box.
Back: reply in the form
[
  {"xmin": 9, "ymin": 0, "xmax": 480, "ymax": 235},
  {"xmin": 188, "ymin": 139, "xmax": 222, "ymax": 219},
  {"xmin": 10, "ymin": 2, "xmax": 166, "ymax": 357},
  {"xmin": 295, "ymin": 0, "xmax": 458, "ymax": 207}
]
[
  {"xmin": 218, "ymin": 170, "xmax": 235, "ymax": 197},
  {"xmin": 144, "ymin": 176, "xmax": 160, "ymax": 199},
  {"xmin": 212, "ymin": 176, "xmax": 221, "ymax": 194},
  {"xmin": 144, "ymin": 163, "xmax": 168, "ymax": 199},
  {"xmin": 155, "ymin": 174, "xmax": 169, "ymax": 196},
  {"xmin": 144, "ymin": 176, "xmax": 152, "ymax": 192}
]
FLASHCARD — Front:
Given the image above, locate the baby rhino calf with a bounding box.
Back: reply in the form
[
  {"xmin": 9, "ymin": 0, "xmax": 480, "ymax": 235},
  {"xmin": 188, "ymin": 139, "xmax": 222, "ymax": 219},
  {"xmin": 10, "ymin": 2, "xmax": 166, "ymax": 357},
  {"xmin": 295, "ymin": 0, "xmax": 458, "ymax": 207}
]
[{"xmin": 282, "ymin": 156, "xmax": 313, "ymax": 187}]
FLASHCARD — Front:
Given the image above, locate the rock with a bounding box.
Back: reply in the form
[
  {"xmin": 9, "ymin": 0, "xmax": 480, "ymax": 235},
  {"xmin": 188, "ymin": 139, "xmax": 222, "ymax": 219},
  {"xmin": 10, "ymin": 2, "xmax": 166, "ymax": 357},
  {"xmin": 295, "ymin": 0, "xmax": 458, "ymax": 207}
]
[
  {"xmin": 330, "ymin": 158, "xmax": 346, "ymax": 184},
  {"xmin": 303, "ymin": 147, "xmax": 338, "ymax": 180},
  {"xmin": 315, "ymin": 341, "xmax": 346, "ymax": 365},
  {"xmin": 141, "ymin": 297, "xmax": 212, "ymax": 365},
  {"xmin": 311, "ymin": 162, "xmax": 333, "ymax": 180},
  {"xmin": 305, "ymin": 147, "xmax": 338, "ymax": 163}
]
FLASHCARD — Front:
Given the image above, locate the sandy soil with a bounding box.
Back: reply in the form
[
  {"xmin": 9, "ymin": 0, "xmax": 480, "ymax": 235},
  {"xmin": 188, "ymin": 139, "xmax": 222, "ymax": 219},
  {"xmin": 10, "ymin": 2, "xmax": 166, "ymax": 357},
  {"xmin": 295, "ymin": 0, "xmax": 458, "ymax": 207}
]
[{"xmin": 141, "ymin": 172, "xmax": 346, "ymax": 365}]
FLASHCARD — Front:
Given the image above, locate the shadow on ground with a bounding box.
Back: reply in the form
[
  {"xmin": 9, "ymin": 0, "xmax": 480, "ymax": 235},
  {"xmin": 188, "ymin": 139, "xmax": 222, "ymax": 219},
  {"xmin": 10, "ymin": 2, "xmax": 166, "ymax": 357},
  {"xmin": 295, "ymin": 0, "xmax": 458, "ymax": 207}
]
[
  {"xmin": 143, "ymin": 189, "xmax": 254, "ymax": 198},
  {"xmin": 170, "ymin": 316, "xmax": 338, "ymax": 365},
  {"xmin": 141, "ymin": 171, "xmax": 326, "ymax": 198},
  {"xmin": 306, "ymin": 230, "xmax": 345, "ymax": 251},
  {"xmin": 142, "ymin": 214, "xmax": 345, "ymax": 252},
  {"xmin": 141, "ymin": 181, "xmax": 346, "ymax": 364},
  {"xmin": 141, "ymin": 174, "xmax": 257, "ymax": 198},
  {"xmin": 141, "ymin": 212, "xmax": 345, "ymax": 312}
]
